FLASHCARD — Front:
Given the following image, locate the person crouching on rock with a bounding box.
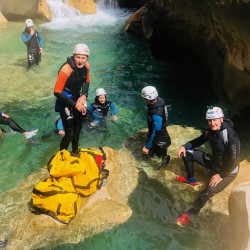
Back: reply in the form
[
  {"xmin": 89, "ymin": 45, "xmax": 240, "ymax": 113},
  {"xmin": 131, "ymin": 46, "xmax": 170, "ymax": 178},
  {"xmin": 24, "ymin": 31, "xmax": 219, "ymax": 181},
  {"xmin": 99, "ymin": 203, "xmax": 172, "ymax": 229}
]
[
  {"xmin": 176, "ymin": 106, "xmax": 241, "ymax": 227},
  {"xmin": 141, "ymin": 86, "xmax": 171, "ymax": 169}
]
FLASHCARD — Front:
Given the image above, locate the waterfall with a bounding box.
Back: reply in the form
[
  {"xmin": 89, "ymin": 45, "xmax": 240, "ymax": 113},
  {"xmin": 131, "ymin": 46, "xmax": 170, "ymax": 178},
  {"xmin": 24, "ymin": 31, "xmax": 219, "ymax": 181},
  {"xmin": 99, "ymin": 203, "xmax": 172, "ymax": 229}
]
[
  {"xmin": 46, "ymin": 0, "xmax": 82, "ymax": 19},
  {"xmin": 97, "ymin": 0, "xmax": 118, "ymax": 8}
]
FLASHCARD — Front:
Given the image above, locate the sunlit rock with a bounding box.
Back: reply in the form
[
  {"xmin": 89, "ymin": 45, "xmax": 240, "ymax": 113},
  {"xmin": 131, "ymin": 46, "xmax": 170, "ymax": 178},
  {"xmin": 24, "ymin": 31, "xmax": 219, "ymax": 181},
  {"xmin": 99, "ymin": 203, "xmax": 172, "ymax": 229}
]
[
  {"xmin": 0, "ymin": 147, "xmax": 138, "ymax": 249},
  {"xmin": 0, "ymin": 11, "xmax": 8, "ymax": 25},
  {"xmin": 0, "ymin": 0, "xmax": 51, "ymax": 21},
  {"xmin": 68, "ymin": 0, "xmax": 97, "ymax": 15},
  {"xmin": 229, "ymin": 180, "xmax": 250, "ymax": 250}
]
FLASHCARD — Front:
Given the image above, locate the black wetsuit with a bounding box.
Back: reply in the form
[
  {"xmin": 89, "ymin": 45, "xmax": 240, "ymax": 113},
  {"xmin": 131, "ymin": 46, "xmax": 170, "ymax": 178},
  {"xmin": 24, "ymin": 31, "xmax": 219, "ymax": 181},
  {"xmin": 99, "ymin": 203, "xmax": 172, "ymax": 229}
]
[
  {"xmin": 54, "ymin": 57, "xmax": 90, "ymax": 153},
  {"xmin": 182, "ymin": 119, "xmax": 241, "ymax": 215},
  {"xmin": 146, "ymin": 97, "xmax": 171, "ymax": 158},
  {"xmin": 0, "ymin": 115, "xmax": 26, "ymax": 133}
]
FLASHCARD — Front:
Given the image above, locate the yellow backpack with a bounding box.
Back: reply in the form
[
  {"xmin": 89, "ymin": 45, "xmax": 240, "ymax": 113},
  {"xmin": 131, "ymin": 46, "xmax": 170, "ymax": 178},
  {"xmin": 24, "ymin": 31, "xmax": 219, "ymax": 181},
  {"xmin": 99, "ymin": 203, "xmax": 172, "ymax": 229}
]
[{"xmin": 31, "ymin": 148, "xmax": 108, "ymax": 224}]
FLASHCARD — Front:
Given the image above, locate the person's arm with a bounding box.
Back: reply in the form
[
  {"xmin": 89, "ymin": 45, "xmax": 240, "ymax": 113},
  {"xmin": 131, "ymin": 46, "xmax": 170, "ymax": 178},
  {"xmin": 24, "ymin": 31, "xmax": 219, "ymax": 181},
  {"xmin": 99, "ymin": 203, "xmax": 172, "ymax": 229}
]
[
  {"xmin": 21, "ymin": 33, "xmax": 32, "ymax": 44},
  {"xmin": 109, "ymin": 102, "xmax": 118, "ymax": 116},
  {"xmin": 145, "ymin": 115, "xmax": 163, "ymax": 149},
  {"xmin": 220, "ymin": 129, "xmax": 241, "ymax": 177},
  {"xmin": 0, "ymin": 111, "xmax": 2, "ymax": 116},
  {"xmin": 81, "ymin": 62, "xmax": 90, "ymax": 98},
  {"xmin": 54, "ymin": 67, "xmax": 77, "ymax": 108},
  {"xmin": 37, "ymin": 31, "xmax": 43, "ymax": 48},
  {"xmin": 183, "ymin": 131, "xmax": 208, "ymax": 150}
]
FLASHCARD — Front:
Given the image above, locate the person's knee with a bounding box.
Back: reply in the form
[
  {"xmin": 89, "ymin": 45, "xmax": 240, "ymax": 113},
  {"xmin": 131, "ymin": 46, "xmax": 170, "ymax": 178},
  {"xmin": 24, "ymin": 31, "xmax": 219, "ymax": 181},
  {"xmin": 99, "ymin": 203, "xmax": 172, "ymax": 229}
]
[{"xmin": 65, "ymin": 128, "xmax": 74, "ymax": 137}]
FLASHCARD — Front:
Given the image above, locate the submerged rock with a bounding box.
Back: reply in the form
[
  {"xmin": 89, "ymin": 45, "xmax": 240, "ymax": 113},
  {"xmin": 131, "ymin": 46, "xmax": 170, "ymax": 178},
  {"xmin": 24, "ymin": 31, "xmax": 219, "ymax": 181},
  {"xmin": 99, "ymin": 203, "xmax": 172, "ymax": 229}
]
[{"xmin": 0, "ymin": 147, "xmax": 138, "ymax": 249}]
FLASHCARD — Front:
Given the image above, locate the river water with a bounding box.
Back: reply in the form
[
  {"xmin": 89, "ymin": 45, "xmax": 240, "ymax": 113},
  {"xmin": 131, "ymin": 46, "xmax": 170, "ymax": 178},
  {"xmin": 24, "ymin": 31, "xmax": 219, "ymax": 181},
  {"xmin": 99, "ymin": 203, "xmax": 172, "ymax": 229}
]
[{"xmin": 0, "ymin": 1, "xmax": 248, "ymax": 249}]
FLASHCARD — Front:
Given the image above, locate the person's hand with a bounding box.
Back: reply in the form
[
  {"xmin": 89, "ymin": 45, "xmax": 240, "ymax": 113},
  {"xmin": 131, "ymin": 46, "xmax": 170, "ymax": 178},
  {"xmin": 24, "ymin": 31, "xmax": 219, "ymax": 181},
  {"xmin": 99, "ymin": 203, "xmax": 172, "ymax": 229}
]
[
  {"xmin": 40, "ymin": 47, "xmax": 43, "ymax": 54},
  {"xmin": 1, "ymin": 113, "xmax": 10, "ymax": 118},
  {"xmin": 177, "ymin": 146, "xmax": 186, "ymax": 158},
  {"xmin": 111, "ymin": 115, "xmax": 118, "ymax": 121},
  {"xmin": 78, "ymin": 95, "xmax": 86, "ymax": 105},
  {"xmin": 142, "ymin": 146, "xmax": 149, "ymax": 154},
  {"xmin": 209, "ymin": 174, "xmax": 222, "ymax": 187},
  {"xmin": 29, "ymin": 27, "xmax": 35, "ymax": 35},
  {"xmin": 75, "ymin": 101, "xmax": 84, "ymax": 112}
]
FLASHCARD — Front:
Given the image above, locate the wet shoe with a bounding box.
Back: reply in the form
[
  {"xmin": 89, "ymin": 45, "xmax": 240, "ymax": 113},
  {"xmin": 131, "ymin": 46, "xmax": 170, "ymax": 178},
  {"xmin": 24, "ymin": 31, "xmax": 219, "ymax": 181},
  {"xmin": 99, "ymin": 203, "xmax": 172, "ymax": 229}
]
[
  {"xmin": 25, "ymin": 129, "xmax": 38, "ymax": 139},
  {"xmin": 157, "ymin": 155, "xmax": 170, "ymax": 170},
  {"xmin": 176, "ymin": 176, "xmax": 197, "ymax": 186},
  {"xmin": 176, "ymin": 212, "xmax": 190, "ymax": 227}
]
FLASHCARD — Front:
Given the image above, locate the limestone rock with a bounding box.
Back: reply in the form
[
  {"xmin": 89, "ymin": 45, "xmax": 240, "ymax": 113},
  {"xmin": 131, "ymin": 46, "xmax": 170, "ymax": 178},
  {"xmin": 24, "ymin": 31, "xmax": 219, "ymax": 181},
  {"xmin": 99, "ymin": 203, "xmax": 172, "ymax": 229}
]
[
  {"xmin": 0, "ymin": 11, "xmax": 8, "ymax": 25},
  {"xmin": 229, "ymin": 181, "xmax": 250, "ymax": 250},
  {"xmin": 0, "ymin": 147, "xmax": 138, "ymax": 249},
  {"xmin": 67, "ymin": 0, "xmax": 97, "ymax": 15},
  {"xmin": 0, "ymin": 0, "xmax": 51, "ymax": 21}
]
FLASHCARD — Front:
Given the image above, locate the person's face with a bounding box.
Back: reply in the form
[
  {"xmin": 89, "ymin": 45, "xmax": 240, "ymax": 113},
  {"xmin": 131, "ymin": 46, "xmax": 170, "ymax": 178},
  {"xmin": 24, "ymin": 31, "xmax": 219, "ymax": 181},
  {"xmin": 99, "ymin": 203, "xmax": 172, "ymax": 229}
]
[
  {"xmin": 98, "ymin": 95, "xmax": 106, "ymax": 104},
  {"xmin": 28, "ymin": 26, "xmax": 34, "ymax": 32},
  {"xmin": 73, "ymin": 54, "xmax": 88, "ymax": 68},
  {"xmin": 207, "ymin": 118, "xmax": 223, "ymax": 131}
]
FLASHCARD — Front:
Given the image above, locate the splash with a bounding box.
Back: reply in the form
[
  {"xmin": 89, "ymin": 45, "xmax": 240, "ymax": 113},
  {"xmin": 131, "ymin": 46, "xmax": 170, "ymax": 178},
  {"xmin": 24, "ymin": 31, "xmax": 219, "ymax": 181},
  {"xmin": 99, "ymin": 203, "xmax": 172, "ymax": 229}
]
[{"xmin": 43, "ymin": 0, "xmax": 127, "ymax": 30}]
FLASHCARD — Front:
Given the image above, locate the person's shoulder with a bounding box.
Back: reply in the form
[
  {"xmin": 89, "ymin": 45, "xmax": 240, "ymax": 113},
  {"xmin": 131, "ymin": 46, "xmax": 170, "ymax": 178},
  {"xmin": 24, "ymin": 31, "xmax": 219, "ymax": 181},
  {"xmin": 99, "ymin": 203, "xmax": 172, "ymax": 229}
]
[
  {"xmin": 85, "ymin": 62, "xmax": 90, "ymax": 70},
  {"xmin": 60, "ymin": 63, "xmax": 73, "ymax": 77}
]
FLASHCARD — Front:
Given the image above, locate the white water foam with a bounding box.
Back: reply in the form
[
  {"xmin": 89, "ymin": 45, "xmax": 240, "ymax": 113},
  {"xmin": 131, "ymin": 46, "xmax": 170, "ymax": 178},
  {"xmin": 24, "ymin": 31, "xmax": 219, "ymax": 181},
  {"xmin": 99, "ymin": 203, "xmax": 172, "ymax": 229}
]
[{"xmin": 42, "ymin": 0, "xmax": 128, "ymax": 30}]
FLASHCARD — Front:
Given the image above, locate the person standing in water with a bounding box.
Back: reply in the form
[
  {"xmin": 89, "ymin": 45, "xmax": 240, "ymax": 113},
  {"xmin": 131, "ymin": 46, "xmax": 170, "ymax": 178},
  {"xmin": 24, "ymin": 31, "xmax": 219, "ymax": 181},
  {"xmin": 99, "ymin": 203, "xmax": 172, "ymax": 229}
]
[
  {"xmin": 0, "ymin": 111, "xmax": 38, "ymax": 139},
  {"xmin": 141, "ymin": 86, "xmax": 171, "ymax": 169},
  {"xmin": 176, "ymin": 106, "xmax": 240, "ymax": 227},
  {"xmin": 54, "ymin": 43, "xmax": 90, "ymax": 153},
  {"xmin": 88, "ymin": 88, "xmax": 118, "ymax": 127},
  {"xmin": 21, "ymin": 19, "xmax": 43, "ymax": 68}
]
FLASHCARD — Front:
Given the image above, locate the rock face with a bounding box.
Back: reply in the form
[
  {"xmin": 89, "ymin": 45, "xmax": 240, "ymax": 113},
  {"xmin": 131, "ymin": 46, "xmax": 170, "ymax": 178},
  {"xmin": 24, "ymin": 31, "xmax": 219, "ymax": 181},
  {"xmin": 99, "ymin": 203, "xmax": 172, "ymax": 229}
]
[
  {"xmin": 0, "ymin": 147, "xmax": 138, "ymax": 249},
  {"xmin": 229, "ymin": 181, "xmax": 250, "ymax": 250},
  {"xmin": 0, "ymin": 0, "xmax": 51, "ymax": 21},
  {"xmin": 68, "ymin": 0, "xmax": 97, "ymax": 14},
  {"xmin": 0, "ymin": 11, "xmax": 8, "ymax": 25},
  {"xmin": 125, "ymin": 0, "xmax": 250, "ymax": 111}
]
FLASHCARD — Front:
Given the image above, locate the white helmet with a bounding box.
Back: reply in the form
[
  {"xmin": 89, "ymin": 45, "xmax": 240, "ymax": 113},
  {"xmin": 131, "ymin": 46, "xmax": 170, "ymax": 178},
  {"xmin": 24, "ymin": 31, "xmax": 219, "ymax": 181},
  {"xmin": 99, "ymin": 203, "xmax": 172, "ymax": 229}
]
[
  {"xmin": 96, "ymin": 88, "xmax": 106, "ymax": 96},
  {"xmin": 141, "ymin": 86, "xmax": 158, "ymax": 100},
  {"xmin": 25, "ymin": 19, "xmax": 34, "ymax": 27},
  {"xmin": 206, "ymin": 106, "xmax": 224, "ymax": 119},
  {"xmin": 73, "ymin": 44, "xmax": 90, "ymax": 56}
]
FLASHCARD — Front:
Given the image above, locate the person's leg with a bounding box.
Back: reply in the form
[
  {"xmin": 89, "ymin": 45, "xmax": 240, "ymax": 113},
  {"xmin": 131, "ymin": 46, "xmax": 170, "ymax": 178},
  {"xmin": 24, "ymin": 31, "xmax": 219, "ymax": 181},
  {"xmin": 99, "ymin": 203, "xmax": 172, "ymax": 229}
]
[
  {"xmin": 71, "ymin": 110, "xmax": 83, "ymax": 153},
  {"xmin": 0, "ymin": 116, "xmax": 26, "ymax": 133},
  {"xmin": 177, "ymin": 173, "xmax": 237, "ymax": 226},
  {"xmin": 187, "ymin": 173, "xmax": 237, "ymax": 215},
  {"xmin": 183, "ymin": 149, "xmax": 213, "ymax": 178},
  {"xmin": 59, "ymin": 107, "xmax": 74, "ymax": 151}
]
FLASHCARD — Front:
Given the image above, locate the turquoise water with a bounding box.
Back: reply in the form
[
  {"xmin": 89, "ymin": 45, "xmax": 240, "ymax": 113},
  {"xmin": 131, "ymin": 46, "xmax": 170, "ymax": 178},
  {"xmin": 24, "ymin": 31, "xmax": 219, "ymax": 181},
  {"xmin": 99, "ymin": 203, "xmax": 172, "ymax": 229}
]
[{"xmin": 0, "ymin": 4, "xmax": 248, "ymax": 250}]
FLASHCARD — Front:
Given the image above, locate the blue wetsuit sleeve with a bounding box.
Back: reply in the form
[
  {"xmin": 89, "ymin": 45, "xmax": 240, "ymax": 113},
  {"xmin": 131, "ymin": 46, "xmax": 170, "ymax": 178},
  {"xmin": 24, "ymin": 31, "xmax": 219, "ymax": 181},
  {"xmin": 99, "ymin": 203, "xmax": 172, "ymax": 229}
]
[
  {"xmin": 87, "ymin": 104, "xmax": 100, "ymax": 124},
  {"xmin": 37, "ymin": 31, "xmax": 43, "ymax": 48},
  {"xmin": 109, "ymin": 102, "xmax": 118, "ymax": 116},
  {"xmin": 0, "ymin": 111, "xmax": 2, "ymax": 116},
  {"xmin": 145, "ymin": 115, "xmax": 163, "ymax": 149},
  {"xmin": 57, "ymin": 118, "xmax": 64, "ymax": 131},
  {"xmin": 21, "ymin": 33, "xmax": 32, "ymax": 43},
  {"xmin": 87, "ymin": 104, "xmax": 94, "ymax": 114}
]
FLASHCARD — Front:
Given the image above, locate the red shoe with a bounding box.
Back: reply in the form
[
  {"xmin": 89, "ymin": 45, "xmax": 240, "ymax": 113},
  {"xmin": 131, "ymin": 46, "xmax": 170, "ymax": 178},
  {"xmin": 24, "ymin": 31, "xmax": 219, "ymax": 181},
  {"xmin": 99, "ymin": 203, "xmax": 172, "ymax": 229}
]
[
  {"xmin": 176, "ymin": 212, "xmax": 190, "ymax": 227},
  {"xmin": 176, "ymin": 176, "xmax": 197, "ymax": 186}
]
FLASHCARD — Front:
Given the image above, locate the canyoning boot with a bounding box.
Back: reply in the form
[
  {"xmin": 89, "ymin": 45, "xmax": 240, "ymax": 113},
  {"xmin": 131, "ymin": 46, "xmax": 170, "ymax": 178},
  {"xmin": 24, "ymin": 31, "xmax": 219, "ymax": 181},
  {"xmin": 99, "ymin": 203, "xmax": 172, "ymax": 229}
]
[
  {"xmin": 176, "ymin": 176, "xmax": 197, "ymax": 186},
  {"xmin": 176, "ymin": 212, "xmax": 190, "ymax": 227},
  {"xmin": 25, "ymin": 129, "xmax": 38, "ymax": 139},
  {"xmin": 157, "ymin": 155, "xmax": 170, "ymax": 170}
]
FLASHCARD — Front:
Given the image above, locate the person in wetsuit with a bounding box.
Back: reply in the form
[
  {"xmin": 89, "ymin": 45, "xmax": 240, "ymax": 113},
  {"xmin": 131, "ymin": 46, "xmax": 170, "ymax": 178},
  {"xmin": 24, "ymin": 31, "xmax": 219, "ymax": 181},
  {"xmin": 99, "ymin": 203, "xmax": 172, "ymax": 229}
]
[
  {"xmin": 141, "ymin": 86, "xmax": 171, "ymax": 168},
  {"xmin": 54, "ymin": 43, "xmax": 90, "ymax": 153},
  {"xmin": 176, "ymin": 106, "xmax": 241, "ymax": 227},
  {"xmin": 88, "ymin": 88, "xmax": 118, "ymax": 127},
  {"xmin": 0, "ymin": 111, "xmax": 38, "ymax": 138},
  {"xmin": 21, "ymin": 19, "xmax": 43, "ymax": 68}
]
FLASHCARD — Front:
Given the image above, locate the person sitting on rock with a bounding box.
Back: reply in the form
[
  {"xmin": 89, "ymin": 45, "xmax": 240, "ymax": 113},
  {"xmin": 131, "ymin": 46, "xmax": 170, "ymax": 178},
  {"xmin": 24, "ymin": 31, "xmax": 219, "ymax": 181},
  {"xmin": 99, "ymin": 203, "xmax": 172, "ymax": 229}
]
[
  {"xmin": 176, "ymin": 106, "xmax": 240, "ymax": 227},
  {"xmin": 141, "ymin": 86, "xmax": 171, "ymax": 169},
  {"xmin": 0, "ymin": 111, "xmax": 38, "ymax": 139},
  {"xmin": 88, "ymin": 88, "xmax": 118, "ymax": 127}
]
